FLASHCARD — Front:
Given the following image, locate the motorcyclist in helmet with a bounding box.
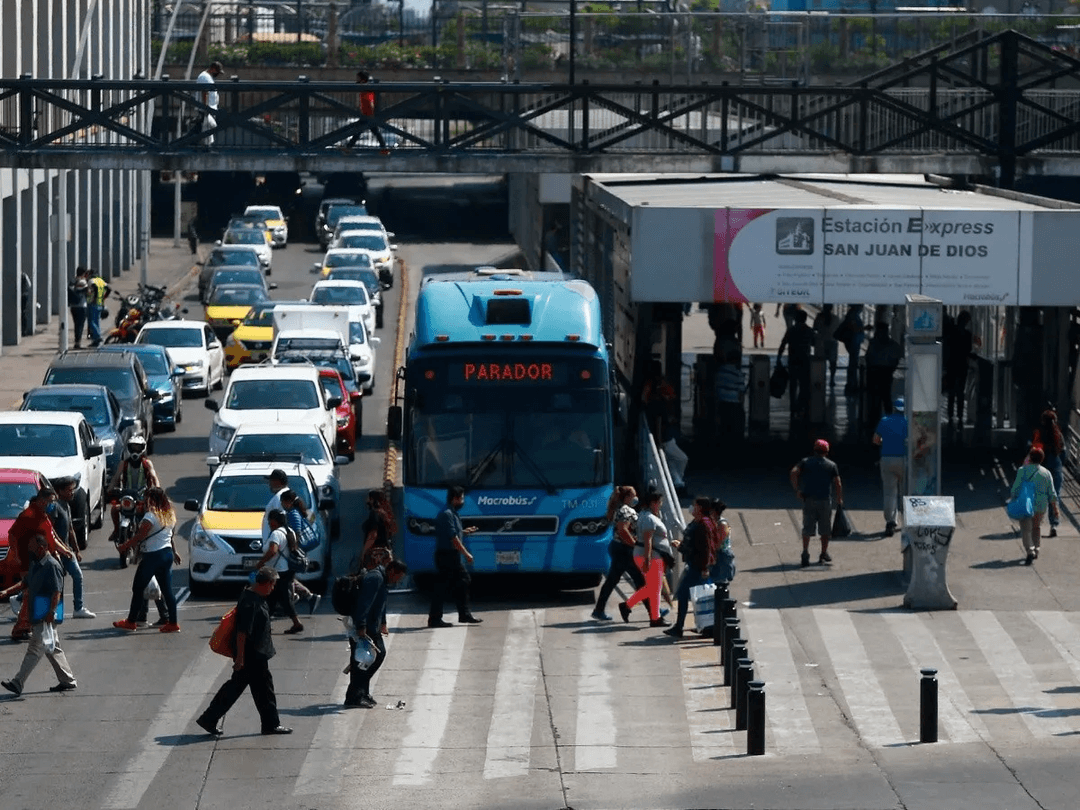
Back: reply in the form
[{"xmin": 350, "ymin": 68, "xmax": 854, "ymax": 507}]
[{"xmin": 107, "ymin": 437, "xmax": 160, "ymax": 544}]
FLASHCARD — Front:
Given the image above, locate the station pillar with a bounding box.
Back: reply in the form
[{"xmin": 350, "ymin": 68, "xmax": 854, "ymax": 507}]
[{"xmin": 904, "ymin": 295, "xmax": 943, "ymax": 497}]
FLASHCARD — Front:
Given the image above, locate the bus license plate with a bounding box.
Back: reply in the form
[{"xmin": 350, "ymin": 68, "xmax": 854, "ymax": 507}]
[
  {"xmin": 242, "ymin": 556, "xmax": 262, "ymax": 570},
  {"xmin": 495, "ymin": 551, "xmax": 521, "ymax": 566}
]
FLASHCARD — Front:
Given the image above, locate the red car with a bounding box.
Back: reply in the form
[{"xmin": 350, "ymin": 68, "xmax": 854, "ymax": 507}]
[
  {"xmin": 0, "ymin": 468, "xmax": 52, "ymax": 590},
  {"xmin": 318, "ymin": 368, "xmax": 362, "ymax": 461}
]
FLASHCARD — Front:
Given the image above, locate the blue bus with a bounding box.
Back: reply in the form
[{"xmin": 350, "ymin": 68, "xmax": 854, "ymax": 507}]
[{"xmin": 392, "ymin": 269, "xmax": 614, "ymax": 580}]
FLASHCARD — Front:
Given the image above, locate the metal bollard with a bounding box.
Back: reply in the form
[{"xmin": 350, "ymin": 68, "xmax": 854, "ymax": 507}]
[
  {"xmin": 727, "ymin": 639, "xmax": 747, "ymax": 701},
  {"xmin": 722, "ymin": 616, "xmax": 740, "ymax": 669},
  {"xmin": 716, "ymin": 597, "xmax": 737, "ymax": 650},
  {"xmin": 709, "ymin": 581, "xmax": 730, "ymax": 641},
  {"xmin": 735, "ymin": 658, "xmax": 754, "ymax": 730},
  {"xmin": 746, "ymin": 680, "xmax": 766, "ymax": 756},
  {"xmin": 920, "ymin": 667, "xmax": 938, "ymax": 743}
]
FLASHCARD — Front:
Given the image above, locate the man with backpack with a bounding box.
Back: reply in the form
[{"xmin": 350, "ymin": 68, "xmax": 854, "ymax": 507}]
[{"xmin": 342, "ymin": 549, "xmax": 408, "ymax": 708}]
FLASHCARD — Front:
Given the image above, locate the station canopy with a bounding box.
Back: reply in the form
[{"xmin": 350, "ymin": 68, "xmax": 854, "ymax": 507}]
[{"xmin": 579, "ymin": 173, "xmax": 1080, "ymax": 306}]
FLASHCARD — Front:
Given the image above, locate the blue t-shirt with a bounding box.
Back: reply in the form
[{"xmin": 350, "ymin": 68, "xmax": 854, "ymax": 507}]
[
  {"xmin": 875, "ymin": 413, "xmax": 908, "ymax": 457},
  {"xmin": 434, "ymin": 506, "xmax": 464, "ymax": 553}
]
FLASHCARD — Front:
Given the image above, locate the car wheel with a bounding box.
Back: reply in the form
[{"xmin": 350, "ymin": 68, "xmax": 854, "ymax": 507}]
[
  {"xmin": 73, "ymin": 491, "xmax": 90, "ymax": 550},
  {"xmin": 176, "ymin": 401, "xmax": 183, "ymax": 424},
  {"xmin": 90, "ymin": 488, "xmax": 104, "ymax": 530}
]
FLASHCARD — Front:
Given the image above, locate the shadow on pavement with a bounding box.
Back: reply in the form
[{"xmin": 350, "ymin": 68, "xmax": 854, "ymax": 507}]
[{"xmin": 749, "ymin": 571, "xmax": 904, "ymax": 609}]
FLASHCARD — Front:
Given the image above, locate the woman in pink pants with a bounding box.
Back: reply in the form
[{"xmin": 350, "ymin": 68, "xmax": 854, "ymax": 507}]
[{"xmin": 618, "ymin": 490, "xmax": 672, "ymax": 627}]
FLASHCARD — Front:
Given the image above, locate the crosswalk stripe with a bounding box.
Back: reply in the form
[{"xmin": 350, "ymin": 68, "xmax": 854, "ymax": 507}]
[
  {"xmin": 484, "ymin": 609, "xmax": 545, "ymax": 779},
  {"xmin": 294, "ymin": 614, "xmax": 401, "ymax": 796},
  {"xmin": 882, "ymin": 613, "xmax": 985, "ymax": 744},
  {"xmin": 813, "ymin": 609, "xmax": 903, "ymax": 748},
  {"xmin": 103, "ymin": 645, "xmax": 229, "ymax": 809},
  {"xmin": 743, "ymin": 608, "xmax": 820, "ymax": 754},
  {"xmin": 392, "ymin": 625, "xmax": 470, "ymax": 786},
  {"xmin": 960, "ymin": 611, "xmax": 1073, "ymax": 739},
  {"xmin": 1027, "ymin": 611, "xmax": 1080, "ymax": 683},
  {"xmin": 678, "ymin": 641, "xmax": 737, "ymax": 761},
  {"xmin": 574, "ymin": 628, "xmax": 617, "ymax": 770}
]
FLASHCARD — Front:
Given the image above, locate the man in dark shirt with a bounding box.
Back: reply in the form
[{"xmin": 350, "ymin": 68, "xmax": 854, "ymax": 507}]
[
  {"xmin": 778, "ymin": 308, "xmax": 816, "ymax": 418},
  {"xmin": 427, "ymin": 485, "xmax": 482, "ymax": 628},
  {"xmin": 49, "ymin": 476, "xmax": 95, "ymax": 619},
  {"xmin": 790, "ymin": 439, "xmax": 843, "ymax": 567},
  {"xmin": 6, "ymin": 488, "xmax": 61, "ymax": 640},
  {"xmin": 196, "ymin": 567, "xmax": 293, "ymax": 736},
  {"xmin": 345, "ymin": 551, "xmax": 408, "ymax": 708},
  {"xmin": 864, "ymin": 322, "xmax": 903, "ymax": 425},
  {"xmin": 943, "ymin": 310, "xmax": 975, "ymax": 428},
  {"xmin": 2, "ymin": 533, "xmax": 77, "ymax": 696}
]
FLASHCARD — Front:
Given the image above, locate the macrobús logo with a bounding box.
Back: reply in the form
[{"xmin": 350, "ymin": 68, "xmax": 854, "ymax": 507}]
[{"xmin": 476, "ymin": 495, "xmax": 538, "ymax": 507}]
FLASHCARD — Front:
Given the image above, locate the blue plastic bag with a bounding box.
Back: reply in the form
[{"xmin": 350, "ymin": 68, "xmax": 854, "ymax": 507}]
[{"xmin": 1007, "ymin": 472, "xmax": 1036, "ymax": 520}]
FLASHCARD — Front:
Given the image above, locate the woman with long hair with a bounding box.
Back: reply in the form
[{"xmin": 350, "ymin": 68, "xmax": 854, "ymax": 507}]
[
  {"xmin": 113, "ymin": 487, "xmax": 181, "ymax": 633},
  {"xmin": 591, "ymin": 485, "xmax": 646, "ymax": 621},
  {"xmin": 362, "ymin": 489, "xmax": 398, "ymax": 557},
  {"xmin": 1033, "ymin": 408, "xmax": 1066, "ymax": 537},
  {"xmin": 618, "ymin": 490, "xmax": 673, "ymax": 627},
  {"xmin": 280, "ymin": 489, "xmax": 320, "ymax": 615}
]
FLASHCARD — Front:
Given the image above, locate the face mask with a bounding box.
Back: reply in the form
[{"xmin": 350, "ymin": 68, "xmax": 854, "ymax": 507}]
[
  {"xmin": 130, "ymin": 454, "xmax": 143, "ymax": 463},
  {"xmin": 630, "ymin": 497, "xmax": 639, "ymax": 506}
]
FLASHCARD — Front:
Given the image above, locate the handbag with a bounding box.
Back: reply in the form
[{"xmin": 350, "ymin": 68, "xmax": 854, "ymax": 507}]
[
  {"xmin": 1006, "ymin": 469, "xmax": 1037, "ymax": 520},
  {"xmin": 285, "ymin": 527, "xmax": 311, "ymax": 574},
  {"xmin": 143, "ymin": 576, "xmax": 163, "ymax": 602},
  {"xmin": 209, "ymin": 607, "xmax": 237, "ymax": 658},
  {"xmin": 831, "ymin": 504, "xmax": 852, "ymax": 538},
  {"xmin": 41, "ymin": 622, "xmax": 58, "ymax": 655},
  {"xmin": 690, "ymin": 582, "xmax": 717, "ymax": 632},
  {"xmin": 769, "ymin": 363, "xmax": 789, "ymax": 398}
]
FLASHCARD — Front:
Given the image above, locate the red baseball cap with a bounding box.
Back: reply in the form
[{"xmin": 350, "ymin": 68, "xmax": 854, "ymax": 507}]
[{"xmin": 814, "ymin": 439, "xmax": 830, "ymax": 453}]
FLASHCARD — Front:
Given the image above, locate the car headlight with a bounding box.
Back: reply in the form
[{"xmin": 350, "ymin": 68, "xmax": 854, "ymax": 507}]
[
  {"xmin": 190, "ymin": 522, "xmax": 223, "ymax": 551},
  {"xmin": 407, "ymin": 516, "xmax": 437, "ymax": 535},
  {"xmin": 336, "ymin": 413, "xmax": 349, "ymax": 428},
  {"xmin": 186, "ymin": 360, "xmax": 204, "ymax": 370},
  {"xmin": 567, "ymin": 516, "xmax": 610, "ymax": 536},
  {"xmin": 158, "ymin": 390, "xmax": 174, "ymax": 402},
  {"xmin": 213, "ymin": 424, "xmax": 235, "ymax": 444}
]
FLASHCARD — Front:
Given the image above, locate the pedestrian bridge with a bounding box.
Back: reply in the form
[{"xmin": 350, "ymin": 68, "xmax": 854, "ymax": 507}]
[{"xmin": 1, "ymin": 30, "xmax": 1078, "ymax": 180}]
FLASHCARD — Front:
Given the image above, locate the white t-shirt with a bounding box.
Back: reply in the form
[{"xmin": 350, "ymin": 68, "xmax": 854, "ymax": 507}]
[
  {"xmin": 197, "ymin": 70, "xmax": 219, "ymax": 110},
  {"xmin": 635, "ymin": 511, "xmax": 672, "ymax": 561},
  {"xmin": 140, "ymin": 511, "xmax": 175, "ymax": 554},
  {"xmin": 264, "ymin": 526, "xmax": 290, "ymax": 573},
  {"xmin": 262, "ymin": 490, "xmax": 283, "ymax": 541}
]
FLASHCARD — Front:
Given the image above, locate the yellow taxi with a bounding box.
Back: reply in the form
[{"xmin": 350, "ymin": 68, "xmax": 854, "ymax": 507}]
[
  {"xmin": 204, "ymin": 283, "xmax": 269, "ymax": 342},
  {"xmin": 222, "ymin": 300, "xmax": 280, "ymax": 369},
  {"xmin": 244, "ymin": 205, "xmax": 289, "ymax": 247}
]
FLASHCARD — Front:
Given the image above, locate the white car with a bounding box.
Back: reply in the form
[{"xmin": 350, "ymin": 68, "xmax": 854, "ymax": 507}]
[
  {"xmin": 206, "ymin": 422, "xmax": 349, "ymax": 535},
  {"xmin": 0, "ymin": 411, "xmax": 106, "ymax": 548},
  {"xmin": 184, "ymin": 459, "xmax": 332, "ymax": 593},
  {"xmin": 220, "ymin": 228, "xmax": 272, "ymax": 271},
  {"xmin": 137, "ymin": 320, "xmax": 226, "ymax": 397},
  {"xmin": 326, "ymin": 229, "xmax": 396, "ymax": 288},
  {"xmin": 329, "ymin": 215, "xmax": 394, "ymax": 248},
  {"xmin": 309, "ymin": 280, "xmax": 376, "ymax": 336},
  {"xmin": 244, "ymin": 204, "xmax": 288, "ymax": 247},
  {"xmin": 204, "ymin": 364, "xmax": 340, "ymax": 455}
]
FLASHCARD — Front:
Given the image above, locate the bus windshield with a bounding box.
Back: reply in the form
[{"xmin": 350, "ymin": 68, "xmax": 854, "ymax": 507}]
[{"xmin": 406, "ymin": 388, "xmax": 609, "ymax": 490}]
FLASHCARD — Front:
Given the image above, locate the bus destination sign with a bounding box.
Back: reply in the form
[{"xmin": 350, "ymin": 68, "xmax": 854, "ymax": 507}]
[{"xmin": 462, "ymin": 361, "xmax": 555, "ymax": 382}]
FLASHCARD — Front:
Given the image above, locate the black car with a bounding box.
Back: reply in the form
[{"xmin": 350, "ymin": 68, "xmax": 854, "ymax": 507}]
[
  {"xmin": 20, "ymin": 383, "xmax": 132, "ymax": 478},
  {"xmin": 318, "ymin": 201, "xmax": 368, "ymax": 248},
  {"xmin": 95, "ymin": 343, "xmax": 184, "ymax": 431},
  {"xmin": 43, "ymin": 351, "xmax": 159, "ymax": 453},
  {"xmin": 204, "ymin": 266, "xmax": 274, "ymax": 305},
  {"xmin": 315, "ymin": 197, "xmax": 359, "ymax": 243},
  {"xmin": 199, "ymin": 247, "xmax": 263, "ymax": 301}
]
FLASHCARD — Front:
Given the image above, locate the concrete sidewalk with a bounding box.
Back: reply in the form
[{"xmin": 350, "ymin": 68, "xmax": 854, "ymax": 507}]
[{"xmin": 0, "ymin": 238, "xmax": 201, "ymax": 410}]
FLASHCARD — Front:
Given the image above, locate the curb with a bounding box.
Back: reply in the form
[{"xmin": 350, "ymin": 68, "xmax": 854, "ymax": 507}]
[{"xmin": 383, "ymin": 256, "xmax": 409, "ymax": 494}]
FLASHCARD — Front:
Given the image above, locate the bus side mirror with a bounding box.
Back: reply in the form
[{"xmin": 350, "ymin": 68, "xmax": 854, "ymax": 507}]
[{"xmin": 387, "ymin": 405, "xmax": 402, "ymax": 441}]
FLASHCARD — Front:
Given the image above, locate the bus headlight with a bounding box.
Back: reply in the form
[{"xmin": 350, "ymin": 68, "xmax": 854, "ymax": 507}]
[
  {"xmin": 566, "ymin": 517, "xmax": 609, "ymax": 536},
  {"xmin": 407, "ymin": 516, "xmax": 436, "ymax": 535}
]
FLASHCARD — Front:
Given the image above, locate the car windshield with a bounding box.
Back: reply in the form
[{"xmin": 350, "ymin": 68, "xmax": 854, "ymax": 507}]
[
  {"xmin": 46, "ymin": 368, "xmax": 137, "ymax": 399},
  {"xmin": 327, "ymin": 268, "xmax": 379, "ymax": 292},
  {"xmin": 131, "ymin": 351, "xmax": 169, "ymax": 376},
  {"xmin": 210, "ymin": 286, "xmax": 267, "ymax": 306},
  {"xmin": 207, "ymin": 473, "xmax": 312, "ymax": 512},
  {"xmin": 225, "ymin": 379, "xmax": 320, "ymax": 410},
  {"xmin": 225, "ymin": 230, "xmax": 264, "ymax": 246},
  {"xmin": 212, "ymin": 270, "xmax": 262, "ymax": 287},
  {"xmin": 319, "ymin": 375, "xmax": 344, "ymax": 400},
  {"xmin": 243, "ymin": 306, "xmax": 277, "ymax": 327},
  {"xmin": 327, "ymin": 205, "xmax": 367, "ymax": 226},
  {"xmin": 312, "ymin": 285, "xmax": 368, "ymax": 306},
  {"xmin": 326, "ymin": 252, "xmax": 373, "ymax": 269},
  {"xmin": 230, "ymin": 433, "xmax": 329, "ymax": 465},
  {"xmin": 207, "ymin": 250, "xmax": 259, "ymax": 268},
  {"xmin": 0, "ymin": 481, "xmax": 38, "ymax": 519},
  {"xmin": 348, "ymin": 322, "xmax": 367, "ymax": 345},
  {"xmin": 339, "ymin": 233, "xmax": 386, "ymax": 252},
  {"xmin": 23, "ymin": 393, "xmax": 109, "ymax": 427},
  {"xmin": 139, "ymin": 328, "xmax": 203, "ymax": 349},
  {"xmin": 0, "ymin": 424, "xmax": 78, "ymax": 457},
  {"xmin": 246, "ymin": 207, "xmax": 281, "ymax": 221}
]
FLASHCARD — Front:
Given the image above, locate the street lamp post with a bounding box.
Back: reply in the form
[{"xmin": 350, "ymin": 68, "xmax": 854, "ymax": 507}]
[{"xmin": 569, "ymin": 0, "xmax": 576, "ymax": 84}]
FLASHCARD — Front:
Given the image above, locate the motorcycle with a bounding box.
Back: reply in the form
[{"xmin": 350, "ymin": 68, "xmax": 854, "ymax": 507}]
[
  {"xmin": 111, "ymin": 488, "xmax": 145, "ymax": 568},
  {"xmin": 105, "ymin": 283, "xmax": 182, "ymax": 342}
]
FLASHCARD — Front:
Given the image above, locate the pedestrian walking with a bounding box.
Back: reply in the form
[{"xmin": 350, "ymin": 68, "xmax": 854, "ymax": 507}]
[
  {"xmin": 346, "ymin": 70, "xmax": 388, "ymax": 152},
  {"xmin": 361, "ymin": 488, "xmax": 396, "ymax": 558},
  {"xmin": 48, "ymin": 476, "xmax": 95, "ymax": 618},
  {"xmin": 708, "ymin": 498, "xmax": 736, "ymax": 584},
  {"xmin": 750, "ymin": 303, "xmax": 766, "ymax": 348},
  {"xmin": 664, "ymin": 497, "xmax": 714, "ymax": 639},
  {"xmin": 279, "ymin": 489, "xmax": 320, "ymax": 615},
  {"xmin": 261, "ymin": 468, "xmax": 289, "ymax": 541},
  {"xmin": 86, "ymin": 268, "xmax": 110, "ymax": 347},
  {"xmin": 777, "ymin": 308, "xmax": 815, "ymax": 419},
  {"xmin": 873, "ymin": 397, "xmax": 908, "ymax": 537},
  {"xmin": 186, "ymin": 217, "xmax": 199, "ymax": 255},
  {"xmin": 864, "ymin": 322, "xmax": 903, "ymax": 425},
  {"xmin": 195, "ymin": 566, "xmax": 293, "ymax": 736},
  {"xmin": 790, "ymin": 439, "xmax": 843, "ymax": 567},
  {"xmin": 2, "ymin": 533, "xmax": 78, "ymax": 696},
  {"xmin": 813, "ymin": 304, "xmax": 840, "ymax": 387},
  {"xmin": 836, "ymin": 304, "xmax": 866, "ymax": 395},
  {"xmin": 1010, "ymin": 448, "xmax": 1058, "ymax": 566},
  {"xmin": 618, "ymin": 490, "xmax": 673, "ymax": 627},
  {"xmin": 943, "ymin": 310, "xmax": 976, "ymax": 430},
  {"xmin": 1032, "ymin": 408, "xmax": 1065, "ymax": 537},
  {"xmin": 5, "ymin": 487, "xmax": 61, "ymax": 641},
  {"xmin": 427, "ymin": 485, "xmax": 482, "ymax": 628},
  {"xmin": 195, "ymin": 61, "xmax": 222, "ymax": 146},
  {"xmin": 112, "ymin": 488, "xmax": 181, "ymax": 633},
  {"xmin": 345, "ymin": 549, "xmax": 408, "ymax": 708},
  {"xmin": 67, "ymin": 267, "xmax": 89, "ymax": 348},
  {"xmin": 592, "ymin": 485, "xmax": 646, "ymax": 621},
  {"xmin": 254, "ymin": 509, "xmax": 304, "ymax": 635}
]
